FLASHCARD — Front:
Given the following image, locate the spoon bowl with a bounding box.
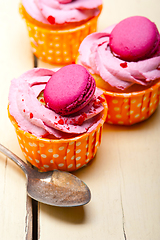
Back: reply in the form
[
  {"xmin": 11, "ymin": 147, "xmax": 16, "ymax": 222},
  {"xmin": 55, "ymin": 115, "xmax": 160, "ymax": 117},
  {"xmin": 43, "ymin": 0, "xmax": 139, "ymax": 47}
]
[{"xmin": 0, "ymin": 144, "xmax": 91, "ymax": 207}]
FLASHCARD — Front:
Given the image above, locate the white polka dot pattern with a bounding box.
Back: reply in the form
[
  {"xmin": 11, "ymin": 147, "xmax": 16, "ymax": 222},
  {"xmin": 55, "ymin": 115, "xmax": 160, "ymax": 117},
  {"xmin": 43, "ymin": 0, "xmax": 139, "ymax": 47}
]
[
  {"xmin": 24, "ymin": 16, "xmax": 98, "ymax": 65},
  {"xmin": 104, "ymin": 81, "xmax": 160, "ymax": 125},
  {"xmin": 8, "ymin": 102, "xmax": 107, "ymax": 172},
  {"xmin": 14, "ymin": 126, "xmax": 103, "ymax": 172}
]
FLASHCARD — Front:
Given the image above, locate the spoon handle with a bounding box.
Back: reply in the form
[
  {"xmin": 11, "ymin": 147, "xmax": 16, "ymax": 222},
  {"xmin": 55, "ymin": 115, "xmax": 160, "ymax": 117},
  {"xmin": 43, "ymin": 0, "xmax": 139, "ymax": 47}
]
[{"xmin": 0, "ymin": 143, "xmax": 30, "ymax": 176}]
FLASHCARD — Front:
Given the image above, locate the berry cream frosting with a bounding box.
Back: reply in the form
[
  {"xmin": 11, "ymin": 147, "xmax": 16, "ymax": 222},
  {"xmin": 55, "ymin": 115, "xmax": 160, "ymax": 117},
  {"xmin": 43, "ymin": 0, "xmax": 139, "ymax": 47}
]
[
  {"xmin": 8, "ymin": 68, "xmax": 105, "ymax": 138},
  {"xmin": 78, "ymin": 16, "xmax": 160, "ymax": 91},
  {"xmin": 21, "ymin": 0, "xmax": 102, "ymax": 25}
]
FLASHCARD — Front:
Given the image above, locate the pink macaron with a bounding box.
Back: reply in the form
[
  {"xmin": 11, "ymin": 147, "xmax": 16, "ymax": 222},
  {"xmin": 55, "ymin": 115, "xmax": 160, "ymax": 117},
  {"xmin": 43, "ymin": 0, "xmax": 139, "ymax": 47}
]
[
  {"xmin": 109, "ymin": 16, "xmax": 160, "ymax": 62},
  {"xmin": 44, "ymin": 64, "xmax": 96, "ymax": 116}
]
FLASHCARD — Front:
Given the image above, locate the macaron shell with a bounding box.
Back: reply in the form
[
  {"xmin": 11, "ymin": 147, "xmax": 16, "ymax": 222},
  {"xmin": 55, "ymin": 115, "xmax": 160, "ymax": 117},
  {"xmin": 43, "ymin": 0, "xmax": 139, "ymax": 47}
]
[
  {"xmin": 109, "ymin": 16, "xmax": 160, "ymax": 61},
  {"xmin": 44, "ymin": 64, "xmax": 96, "ymax": 115}
]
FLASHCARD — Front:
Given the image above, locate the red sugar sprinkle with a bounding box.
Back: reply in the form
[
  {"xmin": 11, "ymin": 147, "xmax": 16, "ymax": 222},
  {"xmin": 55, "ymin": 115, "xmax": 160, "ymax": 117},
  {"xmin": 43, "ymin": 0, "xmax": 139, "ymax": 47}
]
[
  {"xmin": 93, "ymin": 97, "xmax": 105, "ymax": 108},
  {"xmin": 23, "ymin": 109, "xmax": 25, "ymax": 112},
  {"xmin": 120, "ymin": 62, "xmax": 128, "ymax": 68},
  {"xmin": 58, "ymin": 119, "xmax": 64, "ymax": 125},
  {"xmin": 40, "ymin": 98, "xmax": 44, "ymax": 103},
  {"xmin": 157, "ymin": 65, "xmax": 160, "ymax": 70},
  {"xmin": 98, "ymin": 96, "xmax": 105, "ymax": 103},
  {"xmin": 30, "ymin": 113, "xmax": 33, "ymax": 119},
  {"xmin": 47, "ymin": 15, "xmax": 55, "ymax": 24},
  {"xmin": 76, "ymin": 113, "xmax": 87, "ymax": 125}
]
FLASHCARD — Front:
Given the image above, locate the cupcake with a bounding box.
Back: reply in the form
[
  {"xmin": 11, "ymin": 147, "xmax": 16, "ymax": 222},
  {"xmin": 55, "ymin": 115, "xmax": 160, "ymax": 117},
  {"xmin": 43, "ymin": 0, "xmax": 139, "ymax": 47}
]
[
  {"xmin": 77, "ymin": 16, "xmax": 160, "ymax": 125},
  {"xmin": 19, "ymin": 0, "xmax": 102, "ymax": 65},
  {"xmin": 8, "ymin": 64, "xmax": 107, "ymax": 172}
]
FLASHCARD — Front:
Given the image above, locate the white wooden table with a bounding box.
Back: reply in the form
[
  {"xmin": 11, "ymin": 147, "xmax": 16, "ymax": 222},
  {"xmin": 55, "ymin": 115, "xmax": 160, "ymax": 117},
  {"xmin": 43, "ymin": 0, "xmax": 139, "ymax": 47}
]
[{"xmin": 0, "ymin": 1, "xmax": 160, "ymax": 239}]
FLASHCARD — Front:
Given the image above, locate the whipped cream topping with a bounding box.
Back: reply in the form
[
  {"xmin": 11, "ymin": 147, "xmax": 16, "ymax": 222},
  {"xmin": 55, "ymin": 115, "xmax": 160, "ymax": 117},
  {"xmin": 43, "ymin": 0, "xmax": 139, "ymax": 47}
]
[
  {"xmin": 78, "ymin": 25, "xmax": 160, "ymax": 90},
  {"xmin": 22, "ymin": 0, "xmax": 102, "ymax": 25},
  {"xmin": 8, "ymin": 68, "xmax": 105, "ymax": 138}
]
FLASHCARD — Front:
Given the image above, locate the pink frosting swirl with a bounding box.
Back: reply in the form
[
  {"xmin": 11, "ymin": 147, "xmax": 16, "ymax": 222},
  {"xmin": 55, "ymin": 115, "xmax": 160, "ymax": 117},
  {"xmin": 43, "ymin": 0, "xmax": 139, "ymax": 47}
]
[
  {"xmin": 8, "ymin": 68, "xmax": 105, "ymax": 138},
  {"xmin": 22, "ymin": 0, "xmax": 102, "ymax": 25},
  {"xmin": 78, "ymin": 25, "xmax": 160, "ymax": 90}
]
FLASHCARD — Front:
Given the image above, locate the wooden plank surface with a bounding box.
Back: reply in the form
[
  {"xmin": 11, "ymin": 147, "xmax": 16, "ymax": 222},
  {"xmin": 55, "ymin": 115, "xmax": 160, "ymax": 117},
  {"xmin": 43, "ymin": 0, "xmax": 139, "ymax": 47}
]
[
  {"xmin": 0, "ymin": 1, "xmax": 33, "ymax": 239},
  {"xmin": 0, "ymin": 0, "xmax": 160, "ymax": 240}
]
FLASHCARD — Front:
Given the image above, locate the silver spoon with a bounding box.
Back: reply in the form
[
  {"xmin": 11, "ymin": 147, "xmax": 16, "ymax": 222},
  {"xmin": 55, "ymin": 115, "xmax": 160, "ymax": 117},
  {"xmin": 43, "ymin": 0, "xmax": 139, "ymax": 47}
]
[{"xmin": 0, "ymin": 143, "xmax": 91, "ymax": 207}]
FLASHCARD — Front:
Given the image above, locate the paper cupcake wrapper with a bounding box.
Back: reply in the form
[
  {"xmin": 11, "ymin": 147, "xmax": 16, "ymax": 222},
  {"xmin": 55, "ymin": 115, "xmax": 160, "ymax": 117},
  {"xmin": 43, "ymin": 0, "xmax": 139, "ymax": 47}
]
[
  {"xmin": 102, "ymin": 81, "xmax": 160, "ymax": 125},
  {"xmin": 20, "ymin": 4, "xmax": 99, "ymax": 65},
  {"xmin": 8, "ymin": 101, "xmax": 107, "ymax": 172}
]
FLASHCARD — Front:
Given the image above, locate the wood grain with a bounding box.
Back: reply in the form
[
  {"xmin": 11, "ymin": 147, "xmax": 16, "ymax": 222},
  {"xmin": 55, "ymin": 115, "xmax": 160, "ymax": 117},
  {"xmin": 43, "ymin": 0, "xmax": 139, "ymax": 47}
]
[{"xmin": 0, "ymin": 0, "xmax": 160, "ymax": 239}]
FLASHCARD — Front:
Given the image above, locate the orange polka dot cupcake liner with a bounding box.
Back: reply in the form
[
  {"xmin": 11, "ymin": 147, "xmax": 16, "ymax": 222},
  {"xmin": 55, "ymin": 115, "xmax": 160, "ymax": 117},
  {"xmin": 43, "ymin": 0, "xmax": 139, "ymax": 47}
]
[
  {"xmin": 19, "ymin": 4, "xmax": 99, "ymax": 65},
  {"xmin": 8, "ymin": 101, "xmax": 108, "ymax": 172},
  {"xmin": 102, "ymin": 81, "xmax": 160, "ymax": 125}
]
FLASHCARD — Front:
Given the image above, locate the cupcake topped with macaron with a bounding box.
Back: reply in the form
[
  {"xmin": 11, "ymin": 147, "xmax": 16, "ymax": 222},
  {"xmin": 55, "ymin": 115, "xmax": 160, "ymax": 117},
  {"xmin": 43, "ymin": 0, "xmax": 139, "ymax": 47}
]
[
  {"xmin": 8, "ymin": 64, "xmax": 107, "ymax": 171},
  {"xmin": 77, "ymin": 16, "xmax": 160, "ymax": 125},
  {"xmin": 19, "ymin": 0, "xmax": 102, "ymax": 64}
]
